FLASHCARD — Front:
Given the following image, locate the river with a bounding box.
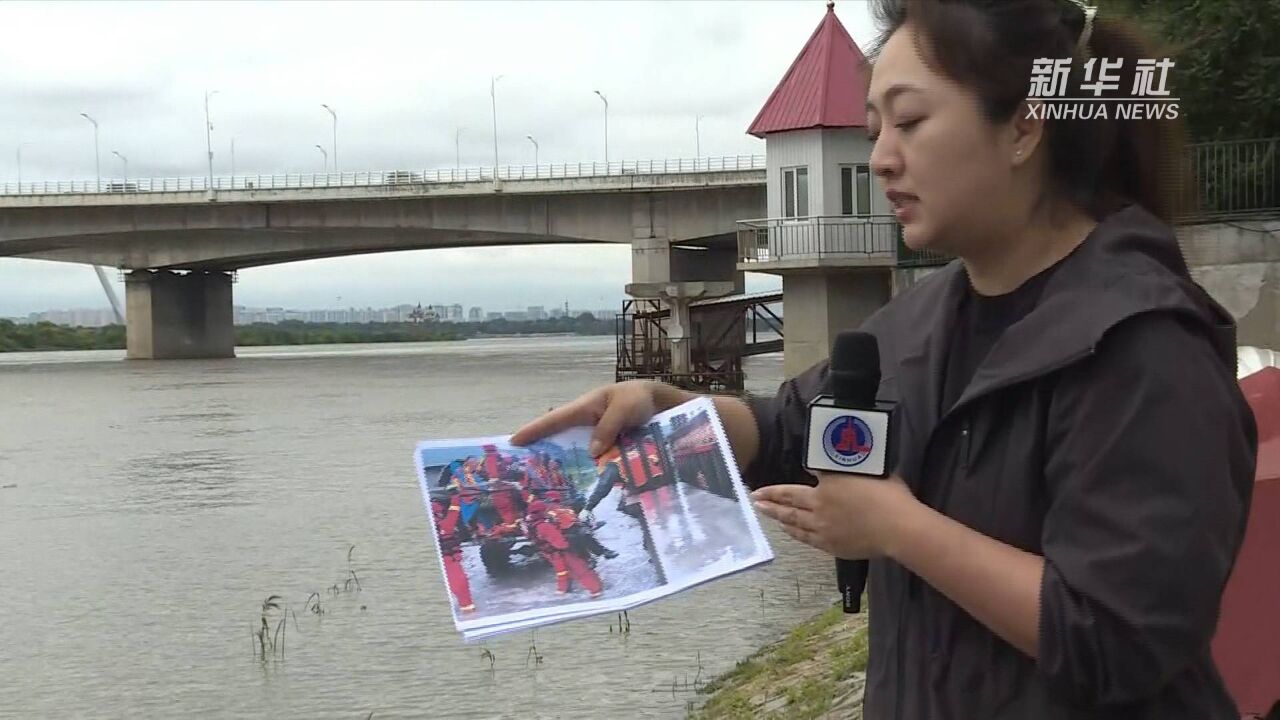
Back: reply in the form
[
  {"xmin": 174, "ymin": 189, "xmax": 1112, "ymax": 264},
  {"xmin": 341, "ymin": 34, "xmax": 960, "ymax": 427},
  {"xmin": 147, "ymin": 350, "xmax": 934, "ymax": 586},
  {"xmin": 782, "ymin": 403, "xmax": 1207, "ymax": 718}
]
[{"xmin": 0, "ymin": 336, "xmax": 838, "ymax": 719}]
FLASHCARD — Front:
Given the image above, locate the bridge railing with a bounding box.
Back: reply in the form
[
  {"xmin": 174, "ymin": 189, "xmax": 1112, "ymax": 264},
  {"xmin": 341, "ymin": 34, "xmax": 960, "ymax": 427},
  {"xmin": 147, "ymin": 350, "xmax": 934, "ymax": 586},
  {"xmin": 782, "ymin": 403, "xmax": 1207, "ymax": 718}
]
[{"xmin": 0, "ymin": 155, "xmax": 766, "ymax": 197}]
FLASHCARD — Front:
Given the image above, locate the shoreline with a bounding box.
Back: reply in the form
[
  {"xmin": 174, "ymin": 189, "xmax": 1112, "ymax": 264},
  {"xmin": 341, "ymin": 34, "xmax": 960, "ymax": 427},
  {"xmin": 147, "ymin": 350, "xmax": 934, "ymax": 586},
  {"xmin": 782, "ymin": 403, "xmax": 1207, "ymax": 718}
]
[
  {"xmin": 688, "ymin": 603, "xmax": 869, "ymax": 719},
  {"xmin": 0, "ymin": 330, "xmax": 614, "ymax": 353}
]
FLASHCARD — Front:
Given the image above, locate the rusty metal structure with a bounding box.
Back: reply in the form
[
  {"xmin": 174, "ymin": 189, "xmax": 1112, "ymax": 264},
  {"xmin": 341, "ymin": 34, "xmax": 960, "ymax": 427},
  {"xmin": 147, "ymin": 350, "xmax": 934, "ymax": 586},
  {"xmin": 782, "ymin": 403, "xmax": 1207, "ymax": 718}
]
[{"xmin": 615, "ymin": 292, "xmax": 783, "ymax": 392}]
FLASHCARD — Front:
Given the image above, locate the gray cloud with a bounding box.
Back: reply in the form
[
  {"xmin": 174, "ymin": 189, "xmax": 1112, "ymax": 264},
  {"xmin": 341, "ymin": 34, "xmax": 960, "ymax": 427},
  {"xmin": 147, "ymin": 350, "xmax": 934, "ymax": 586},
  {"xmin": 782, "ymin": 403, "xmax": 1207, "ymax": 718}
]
[{"xmin": 0, "ymin": 0, "xmax": 874, "ymax": 316}]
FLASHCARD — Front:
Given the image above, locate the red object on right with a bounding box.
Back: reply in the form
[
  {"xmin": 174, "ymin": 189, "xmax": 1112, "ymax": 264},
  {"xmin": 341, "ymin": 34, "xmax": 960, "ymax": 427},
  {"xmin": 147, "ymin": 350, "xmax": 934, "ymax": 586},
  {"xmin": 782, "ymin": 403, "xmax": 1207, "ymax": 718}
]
[{"xmin": 1211, "ymin": 366, "xmax": 1280, "ymax": 718}]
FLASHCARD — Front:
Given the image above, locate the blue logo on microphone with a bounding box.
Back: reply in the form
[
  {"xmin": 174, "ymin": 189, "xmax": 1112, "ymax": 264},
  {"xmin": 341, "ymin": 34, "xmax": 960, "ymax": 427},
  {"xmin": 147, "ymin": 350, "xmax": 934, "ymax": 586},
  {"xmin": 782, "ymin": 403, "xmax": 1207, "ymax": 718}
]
[{"xmin": 823, "ymin": 415, "xmax": 873, "ymax": 467}]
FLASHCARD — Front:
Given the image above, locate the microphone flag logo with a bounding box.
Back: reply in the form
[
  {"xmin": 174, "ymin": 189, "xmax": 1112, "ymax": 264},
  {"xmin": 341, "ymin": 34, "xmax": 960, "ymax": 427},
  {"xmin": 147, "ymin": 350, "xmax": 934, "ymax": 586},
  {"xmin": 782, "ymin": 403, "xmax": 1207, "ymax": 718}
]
[{"xmin": 822, "ymin": 415, "xmax": 874, "ymax": 467}]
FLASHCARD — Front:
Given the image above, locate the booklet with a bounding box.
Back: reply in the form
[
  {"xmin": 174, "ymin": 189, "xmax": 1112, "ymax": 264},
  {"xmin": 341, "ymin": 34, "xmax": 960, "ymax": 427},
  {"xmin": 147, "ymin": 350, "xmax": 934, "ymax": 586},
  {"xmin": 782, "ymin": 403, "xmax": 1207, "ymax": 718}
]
[{"xmin": 412, "ymin": 396, "xmax": 774, "ymax": 641}]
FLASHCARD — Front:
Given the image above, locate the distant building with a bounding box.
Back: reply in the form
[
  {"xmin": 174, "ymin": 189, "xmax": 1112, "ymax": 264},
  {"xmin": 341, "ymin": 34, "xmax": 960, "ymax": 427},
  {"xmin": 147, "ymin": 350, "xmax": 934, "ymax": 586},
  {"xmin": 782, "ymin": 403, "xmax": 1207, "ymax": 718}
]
[{"xmin": 24, "ymin": 299, "xmax": 591, "ymax": 328}]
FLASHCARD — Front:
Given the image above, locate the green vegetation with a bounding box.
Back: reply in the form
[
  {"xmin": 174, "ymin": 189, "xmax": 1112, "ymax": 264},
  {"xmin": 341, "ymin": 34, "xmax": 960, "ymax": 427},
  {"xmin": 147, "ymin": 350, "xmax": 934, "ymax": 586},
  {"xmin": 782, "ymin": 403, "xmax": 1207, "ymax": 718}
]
[
  {"xmin": 1110, "ymin": 0, "xmax": 1280, "ymax": 143},
  {"xmin": 0, "ymin": 314, "xmax": 616, "ymax": 352},
  {"xmin": 690, "ymin": 603, "xmax": 869, "ymax": 720},
  {"xmin": 0, "ymin": 320, "xmax": 126, "ymax": 351},
  {"xmin": 233, "ymin": 321, "xmax": 466, "ymax": 347}
]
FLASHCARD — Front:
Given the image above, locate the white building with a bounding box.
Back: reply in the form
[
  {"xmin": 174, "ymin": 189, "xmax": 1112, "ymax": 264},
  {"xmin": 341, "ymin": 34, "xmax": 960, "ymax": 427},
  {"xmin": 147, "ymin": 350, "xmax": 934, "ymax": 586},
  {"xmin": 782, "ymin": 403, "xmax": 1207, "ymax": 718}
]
[{"xmin": 741, "ymin": 1, "xmax": 895, "ymax": 376}]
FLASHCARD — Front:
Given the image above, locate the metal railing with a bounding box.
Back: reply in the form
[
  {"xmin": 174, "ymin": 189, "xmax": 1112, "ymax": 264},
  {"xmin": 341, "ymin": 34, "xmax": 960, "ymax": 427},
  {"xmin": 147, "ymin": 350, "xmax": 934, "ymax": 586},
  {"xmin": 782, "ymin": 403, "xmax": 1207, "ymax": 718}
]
[
  {"xmin": 737, "ymin": 215, "xmax": 911, "ymax": 264},
  {"xmin": 0, "ymin": 155, "xmax": 766, "ymax": 197},
  {"xmin": 1184, "ymin": 138, "xmax": 1279, "ymax": 221}
]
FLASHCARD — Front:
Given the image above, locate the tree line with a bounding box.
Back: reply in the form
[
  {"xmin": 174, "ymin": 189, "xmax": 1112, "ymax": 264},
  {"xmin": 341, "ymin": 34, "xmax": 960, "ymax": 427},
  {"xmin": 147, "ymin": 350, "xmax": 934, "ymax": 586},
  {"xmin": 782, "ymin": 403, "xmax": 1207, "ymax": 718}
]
[{"xmin": 0, "ymin": 314, "xmax": 617, "ymax": 352}]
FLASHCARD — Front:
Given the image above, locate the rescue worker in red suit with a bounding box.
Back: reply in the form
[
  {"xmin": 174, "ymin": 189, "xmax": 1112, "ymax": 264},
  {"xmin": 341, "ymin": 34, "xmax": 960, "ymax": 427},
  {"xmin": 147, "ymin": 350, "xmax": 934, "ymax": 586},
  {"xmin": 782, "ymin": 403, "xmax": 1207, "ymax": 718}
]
[
  {"xmin": 431, "ymin": 491, "xmax": 475, "ymax": 613},
  {"xmin": 509, "ymin": 460, "xmax": 546, "ymax": 504},
  {"xmin": 480, "ymin": 444, "xmax": 514, "ymax": 484},
  {"xmin": 547, "ymin": 501, "xmax": 618, "ymax": 560},
  {"xmin": 545, "ymin": 458, "xmax": 579, "ymax": 507},
  {"xmin": 524, "ymin": 499, "xmax": 603, "ymax": 597},
  {"xmin": 582, "ymin": 442, "xmax": 663, "ymax": 518},
  {"xmin": 484, "ymin": 474, "xmax": 526, "ymax": 540}
]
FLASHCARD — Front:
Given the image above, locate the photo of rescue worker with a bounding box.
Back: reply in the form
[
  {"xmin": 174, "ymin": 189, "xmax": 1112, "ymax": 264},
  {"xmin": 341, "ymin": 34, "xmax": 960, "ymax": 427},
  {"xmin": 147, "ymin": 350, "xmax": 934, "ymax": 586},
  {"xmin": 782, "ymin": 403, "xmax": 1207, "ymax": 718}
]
[
  {"xmin": 416, "ymin": 408, "xmax": 772, "ymax": 632},
  {"xmin": 417, "ymin": 434, "xmax": 663, "ymax": 623}
]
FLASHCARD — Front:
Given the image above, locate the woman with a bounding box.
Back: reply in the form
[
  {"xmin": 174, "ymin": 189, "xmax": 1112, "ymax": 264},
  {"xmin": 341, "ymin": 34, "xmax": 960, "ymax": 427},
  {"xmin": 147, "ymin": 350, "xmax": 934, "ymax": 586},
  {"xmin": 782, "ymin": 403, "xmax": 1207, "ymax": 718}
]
[{"xmin": 512, "ymin": 0, "xmax": 1257, "ymax": 717}]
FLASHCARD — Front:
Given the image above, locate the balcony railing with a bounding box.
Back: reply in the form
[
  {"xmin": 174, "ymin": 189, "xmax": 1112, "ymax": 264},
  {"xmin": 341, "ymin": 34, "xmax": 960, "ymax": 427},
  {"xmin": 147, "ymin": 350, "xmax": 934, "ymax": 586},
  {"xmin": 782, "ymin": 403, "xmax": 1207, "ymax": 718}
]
[
  {"xmin": 738, "ymin": 214, "xmax": 948, "ymax": 267},
  {"xmin": 1184, "ymin": 138, "xmax": 1279, "ymax": 221}
]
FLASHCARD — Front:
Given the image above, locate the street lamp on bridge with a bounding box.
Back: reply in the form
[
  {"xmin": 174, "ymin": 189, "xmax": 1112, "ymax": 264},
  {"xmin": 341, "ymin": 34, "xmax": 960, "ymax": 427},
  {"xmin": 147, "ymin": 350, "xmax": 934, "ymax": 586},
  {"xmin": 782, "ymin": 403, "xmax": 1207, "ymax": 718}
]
[
  {"xmin": 696, "ymin": 115, "xmax": 702, "ymax": 160},
  {"xmin": 79, "ymin": 113, "xmax": 100, "ymax": 191},
  {"xmin": 16, "ymin": 142, "xmax": 33, "ymax": 188},
  {"xmin": 526, "ymin": 135, "xmax": 538, "ymax": 167},
  {"xmin": 455, "ymin": 126, "xmax": 464, "ymax": 170},
  {"xmin": 111, "ymin": 150, "xmax": 128, "ymax": 184},
  {"xmin": 205, "ymin": 90, "xmax": 219, "ymax": 190},
  {"xmin": 490, "ymin": 75, "xmax": 504, "ymax": 175},
  {"xmin": 321, "ymin": 103, "xmax": 337, "ymax": 173},
  {"xmin": 593, "ymin": 90, "xmax": 609, "ymax": 166},
  {"xmin": 315, "ymin": 144, "xmax": 328, "ymax": 173}
]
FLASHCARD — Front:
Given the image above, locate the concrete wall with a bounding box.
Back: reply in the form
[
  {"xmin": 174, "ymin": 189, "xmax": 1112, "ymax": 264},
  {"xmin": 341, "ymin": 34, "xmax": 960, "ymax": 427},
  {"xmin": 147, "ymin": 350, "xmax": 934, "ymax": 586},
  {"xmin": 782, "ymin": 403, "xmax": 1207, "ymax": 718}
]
[
  {"xmin": 125, "ymin": 270, "xmax": 235, "ymax": 359},
  {"xmin": 671, "ymin": 246, "xmax": 746, "ymax": 294},
  {"xmin": 781, "ymin": 268, "xmax": 893, "ymax": 378},
  {"xmin": 819, "ymin": 130, "xmax": 892, "ymax": 217},
  {"xmin": 1191, "ymin": 263, "xmax": 1278, "ymax": 349},
  {"xmin": 763, "ymin": 129, "xmax": 890, "ymax": 220},
  {"xmin": 1179, "ymin": 219, "xmax": 1280, "ymax": 350},
  {"xmin": 765, "ymin": 130, "xmax": 825, "ymax": 219}
]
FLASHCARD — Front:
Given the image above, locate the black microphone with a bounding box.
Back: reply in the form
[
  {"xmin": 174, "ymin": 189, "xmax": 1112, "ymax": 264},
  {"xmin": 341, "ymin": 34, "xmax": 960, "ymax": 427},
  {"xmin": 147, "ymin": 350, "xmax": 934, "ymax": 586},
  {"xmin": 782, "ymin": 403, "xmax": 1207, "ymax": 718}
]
[{"xmin": 803, "ymin": 330, "xmax": 890, "ymax": 614}]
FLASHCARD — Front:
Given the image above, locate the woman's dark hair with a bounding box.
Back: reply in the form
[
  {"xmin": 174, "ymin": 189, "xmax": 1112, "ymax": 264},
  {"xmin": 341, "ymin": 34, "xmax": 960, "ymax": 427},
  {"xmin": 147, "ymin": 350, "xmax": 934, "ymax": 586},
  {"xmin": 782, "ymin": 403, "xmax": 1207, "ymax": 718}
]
[{"xmin": 869, "ymin": 0, "xmax": 1190, "ymax": 223}]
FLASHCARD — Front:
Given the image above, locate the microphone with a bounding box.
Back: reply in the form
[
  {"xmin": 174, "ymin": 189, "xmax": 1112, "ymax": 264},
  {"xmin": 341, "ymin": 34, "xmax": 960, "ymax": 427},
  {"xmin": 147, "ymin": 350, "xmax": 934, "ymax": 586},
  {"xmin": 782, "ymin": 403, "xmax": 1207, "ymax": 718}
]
[{"xmin": 804, "ymin": 330, "xmax": 893, "ymax": 614}]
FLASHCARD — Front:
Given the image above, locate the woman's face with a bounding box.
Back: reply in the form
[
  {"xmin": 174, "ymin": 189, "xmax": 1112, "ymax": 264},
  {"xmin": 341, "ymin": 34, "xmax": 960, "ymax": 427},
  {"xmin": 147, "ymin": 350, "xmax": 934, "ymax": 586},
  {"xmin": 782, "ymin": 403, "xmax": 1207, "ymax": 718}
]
[{"xmin": 867, "ymin": 23, "xmax": 1021, "ymax": 254}]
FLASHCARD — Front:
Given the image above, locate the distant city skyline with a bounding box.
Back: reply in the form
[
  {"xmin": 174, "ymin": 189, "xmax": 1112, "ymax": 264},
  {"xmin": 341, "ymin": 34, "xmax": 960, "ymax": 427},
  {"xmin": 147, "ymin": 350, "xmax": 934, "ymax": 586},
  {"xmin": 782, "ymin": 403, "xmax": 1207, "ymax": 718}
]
[{"xmin": 11, "ymin": 297, "xmax": 624, "ymax": 328}]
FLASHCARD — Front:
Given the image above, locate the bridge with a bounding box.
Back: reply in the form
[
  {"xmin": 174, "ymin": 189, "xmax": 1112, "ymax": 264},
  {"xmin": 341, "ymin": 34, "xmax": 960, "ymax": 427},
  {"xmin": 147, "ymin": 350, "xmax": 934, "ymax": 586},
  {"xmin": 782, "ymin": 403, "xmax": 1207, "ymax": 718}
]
[
  {"xmin": 3, "ymin": 139, "xmax": 1276, "ymax": 370},
  {"xmin": 0, "ymin": 156, "xmax": 765, "ymax": 268},
  {"xmin": 0, "ymin": 156, "xmax": 767, "ymax": 359}
]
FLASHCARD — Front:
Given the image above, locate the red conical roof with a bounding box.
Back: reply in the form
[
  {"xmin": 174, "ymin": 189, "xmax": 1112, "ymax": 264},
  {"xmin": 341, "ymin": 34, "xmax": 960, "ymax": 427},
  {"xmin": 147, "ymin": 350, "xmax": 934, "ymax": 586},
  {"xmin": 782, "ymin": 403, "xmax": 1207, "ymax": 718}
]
[{"xmin": 747, "ymin": 2, "xmax": 871, "ymax": 138}]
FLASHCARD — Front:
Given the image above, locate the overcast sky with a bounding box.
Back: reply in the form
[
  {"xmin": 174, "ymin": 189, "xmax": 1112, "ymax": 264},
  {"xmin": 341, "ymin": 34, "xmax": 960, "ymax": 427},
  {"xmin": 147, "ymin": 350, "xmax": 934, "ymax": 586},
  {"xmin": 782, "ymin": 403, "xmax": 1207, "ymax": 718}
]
[{"xmin": 0, "ymin": 0, "xmax": 878, "ymax": 317}]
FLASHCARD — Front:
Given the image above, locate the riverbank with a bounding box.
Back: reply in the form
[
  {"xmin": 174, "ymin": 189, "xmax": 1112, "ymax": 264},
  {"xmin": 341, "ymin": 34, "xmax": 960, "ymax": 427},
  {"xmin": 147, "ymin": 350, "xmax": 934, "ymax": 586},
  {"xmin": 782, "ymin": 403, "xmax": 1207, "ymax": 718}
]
[
  {"xmin": 689, "ymin": 603, "xmax": 869, "ymax": 719},
  {"xmin": 0, "ymin": 318, "xmax": 615, "ymax": 352}
]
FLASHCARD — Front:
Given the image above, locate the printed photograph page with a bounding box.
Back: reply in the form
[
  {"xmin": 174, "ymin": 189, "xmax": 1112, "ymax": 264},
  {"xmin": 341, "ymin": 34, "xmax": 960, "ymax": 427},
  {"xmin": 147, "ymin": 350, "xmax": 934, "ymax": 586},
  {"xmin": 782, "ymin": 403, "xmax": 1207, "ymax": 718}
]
[{"xmin": 413, "ymin": 397, "xmax": 773, "ymax": 639}]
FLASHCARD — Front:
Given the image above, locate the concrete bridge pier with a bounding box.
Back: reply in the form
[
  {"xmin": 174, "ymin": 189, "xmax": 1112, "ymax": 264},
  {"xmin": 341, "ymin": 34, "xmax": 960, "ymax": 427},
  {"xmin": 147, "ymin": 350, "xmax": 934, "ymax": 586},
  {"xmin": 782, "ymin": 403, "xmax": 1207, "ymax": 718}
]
[
  {"xmin": 125, "ymin": 270, "xmax": 235, "ymax": 359},
  {"xmin": 628, "ymin": 236, "xmax": 745, "ymax": 376},
  {"xmin": 781, "ymin": 268, "xmax": 892, "ymax": 379}
]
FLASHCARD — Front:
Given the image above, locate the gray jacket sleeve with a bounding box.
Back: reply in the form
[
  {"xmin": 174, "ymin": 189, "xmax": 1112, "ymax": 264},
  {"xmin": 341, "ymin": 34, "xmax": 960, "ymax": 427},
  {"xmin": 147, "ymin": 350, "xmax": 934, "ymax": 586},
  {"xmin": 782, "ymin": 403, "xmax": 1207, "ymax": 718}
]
[
  {"xmin": 1037, "ymin": 313, "xmax": 1256, "ymax": 706},
  {"xmin": 742, "ymin": 360, "xmax": 829, "ymax": 490}
]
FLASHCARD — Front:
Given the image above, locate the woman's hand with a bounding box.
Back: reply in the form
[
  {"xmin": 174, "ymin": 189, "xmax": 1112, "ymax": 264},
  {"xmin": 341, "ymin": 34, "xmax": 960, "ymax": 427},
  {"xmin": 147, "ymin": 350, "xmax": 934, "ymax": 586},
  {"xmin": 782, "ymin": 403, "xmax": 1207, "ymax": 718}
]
[
  {"xmin": 751, "ymin": 472, "xmax": 918, "ymax": 560},
  {"xmin": 511, "ymin": 380, "xmax": 678, "ymax": 457}
]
